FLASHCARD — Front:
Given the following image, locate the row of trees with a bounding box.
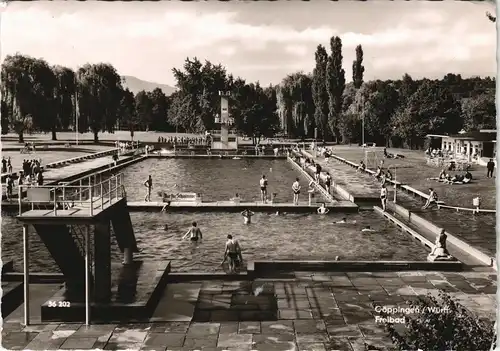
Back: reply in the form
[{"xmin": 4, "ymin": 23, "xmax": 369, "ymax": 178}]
[
  {"xmin": 278, "ymin": 36, "xmax": 495, "ymax": 147},
  {"xmin": 1, "ymin": 54, "xmax": 279, "ymax": 143},
  {"xmin": 1, "ymin": 33, "xmax": 495, "ymax": 148},
  {"xmin": 166, "ymin": 58, "xmax": 279, "ymax": 142}
]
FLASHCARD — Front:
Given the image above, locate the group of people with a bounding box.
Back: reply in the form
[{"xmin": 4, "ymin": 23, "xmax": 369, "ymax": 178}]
[
  {"xmin": 115, "ymin": 141, "xmax": 143, "ymax": 153},
  {"xmin": 178, "ymin": 221, "xmax": 242, "ymax": 273},
  {"xmin": 1, "ymin": 156, "xmax": 13, "ymax": 174},
  {"xmin": 157, "ymin": 135, "xmax": 209, "ymax": 146},
  {"xmin": 431, "ymin": 168, "xmax": 473, "ymax": 185},
  {"xmin": 4, "ymin": 158, "xmax": 45, "ymax": 201},
  {"xmin": 373, "ymin": 166, "xmax": 393, "ymax": 185}
]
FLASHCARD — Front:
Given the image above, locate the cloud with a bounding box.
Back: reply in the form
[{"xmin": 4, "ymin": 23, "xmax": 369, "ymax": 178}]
[{"xmin": 0, "ymin": 1, "xmax": 495, "ymax": 86}]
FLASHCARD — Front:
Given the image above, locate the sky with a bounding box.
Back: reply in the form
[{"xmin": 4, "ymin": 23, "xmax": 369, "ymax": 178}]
[{"xmin": 1, "ymin": 1, "xmax": 497, "ymax": 88}]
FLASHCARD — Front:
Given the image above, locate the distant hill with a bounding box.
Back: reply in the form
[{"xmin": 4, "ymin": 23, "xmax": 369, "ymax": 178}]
[{"xmin": 121, "ymin": 75, "xmax": 177, "ymax": 96}]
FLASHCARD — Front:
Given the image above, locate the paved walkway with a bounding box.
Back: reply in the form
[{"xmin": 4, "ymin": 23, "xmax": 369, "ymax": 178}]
[
  {"xmin": 308, "ymin": 154, "xmax": 380, "ymax": 199},
  {"xmin": 3, "ymin": 155, "xmax": 136, "ymax": 200},
  {"xmin": 2, "ymin": 271, "xmax": 495, "ymax": 350}
]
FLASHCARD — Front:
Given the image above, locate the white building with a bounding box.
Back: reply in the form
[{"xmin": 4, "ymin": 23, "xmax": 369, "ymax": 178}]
[{"xmin": 426, "ymin": 129, "xmax": 496, "ymax": 164}]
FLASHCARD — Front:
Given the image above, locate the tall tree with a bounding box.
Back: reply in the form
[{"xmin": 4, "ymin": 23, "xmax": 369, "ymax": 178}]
[
  {"xmin": 338, "ymin": 83, "xmax": 360, "ymax": 144},
  {"xmin": 392, "ymin": 79, "xmax": 460, "ymax": 149},
  {"xmin": 352, "ymin": 45, "xmax": 365, "ymax": 89},
  {"xmin": 353, "ymin": 81, "xmax": 399, "ymax": 146},
  {"xmin": 1, "ymin": 99, "xmax": 9, "ymax": 134},
  {"xmin": 279, "ymin": 72, "xmax": 315, "ymax": 138},
  {"xmin": 312, "ymin": 45, "xmax": 329, "ymax": 141},
  {"xmin": 171, "ymin": 57, "xmax": 230, "ymax": 133},
  {"xmin": 53, "ymin": 66, "xmax": 76, "ymax": 132},
  {"xmin": 1, "ymin": 54, "xmax": 38, "ymax": 142},
  {"xmin": 135, "ymin": 90, "xmax": 153, "ymax": 130},
  {"xmin": 76, "ymin": 63, "xmax": 123, "ymax": 142},
  {"xmin": 148, "ymin": 88, "xmax": 171, "ymax": 131},
  {"xmin": 461, "ymin": 93, "xmax": 496, "ymax": 131},
  {"xmin": 326, "ymin": 36, "xmax": 346, "ymax": 141},
  {"xmin": 29, "ymin": 58, "xmax": 58, "ymax": 139},
  {"xmin": 118, "ymin": 88, "xmax": 137, "ymax": 133}
]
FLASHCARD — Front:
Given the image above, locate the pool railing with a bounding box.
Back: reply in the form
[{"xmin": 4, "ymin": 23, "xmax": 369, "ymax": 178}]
[{"xmin": 18, "ymin": 173, "xmax": 126, "ymax": 217}]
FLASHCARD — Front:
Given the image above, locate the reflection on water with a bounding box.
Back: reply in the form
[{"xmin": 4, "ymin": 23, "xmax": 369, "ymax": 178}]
[
  {"xmin": 121, "ymin": 158, "xmax": 316, "ymax": 203},
  {"xmin": 1, "ymin": 211, "xmax": 429, "ymax": 273}
]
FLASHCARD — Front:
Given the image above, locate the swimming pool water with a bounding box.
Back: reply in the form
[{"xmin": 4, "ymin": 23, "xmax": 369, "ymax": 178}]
[
  {"xmin": 121, "ymin": 158, "xmax": 323, "ymax": 203},
  {"xmin": 1, "ymin": 211, "xmax": 430, "ymax": 273}
]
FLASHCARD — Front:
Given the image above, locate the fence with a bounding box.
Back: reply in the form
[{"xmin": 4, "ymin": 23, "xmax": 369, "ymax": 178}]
[{"xmin": 19, "ymin": 172, "xmax": 126, "ymax": 217}]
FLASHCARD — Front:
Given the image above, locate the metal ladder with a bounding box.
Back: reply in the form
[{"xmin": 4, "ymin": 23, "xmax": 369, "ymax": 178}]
[{"xmin": 70, "ymin": 224, "xmax": 95, "ymax": 273}]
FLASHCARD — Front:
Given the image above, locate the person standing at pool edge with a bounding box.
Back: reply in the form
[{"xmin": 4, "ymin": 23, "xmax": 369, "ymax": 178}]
[
  {"xmin": 380, "ymin": 184, "xmax": 387, "ymax": 211},
  {"xmin": 292, "ymin": 178, "xmax": 301, "ymax": 205},
  {"xmin": 260, "ymin": 175, "xmax": 268, "ymax": 203},
  {"xmin": 422, "ymin": 188, "xmax": 438, "ymax": 210},
  {"xmin": 324, "ymin": 172, "xmax": 332, "ymax": 195},
  {"xmin": 144, "ymin": 175, "xmax": 153, "ymax": 202},
  {"xmin": 182, "ymin": 221, "xmax": 203, "ymax": 242}
]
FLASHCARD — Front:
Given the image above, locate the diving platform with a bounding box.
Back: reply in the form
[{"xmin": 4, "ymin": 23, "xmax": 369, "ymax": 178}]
[{"xmin": 13, "ymin": 171, "xmax": 163, "ymax": 326}]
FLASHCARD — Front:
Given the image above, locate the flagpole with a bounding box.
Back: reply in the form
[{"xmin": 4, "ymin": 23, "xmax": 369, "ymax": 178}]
[{"xmin": 75, "ymin": 76, "xmax": 79, "ymax": 146}]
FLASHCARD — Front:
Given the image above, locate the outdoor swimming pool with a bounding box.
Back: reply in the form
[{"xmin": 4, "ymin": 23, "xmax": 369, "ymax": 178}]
[
  {"xmin": 121, "ymin": 158, "xmax": 330, "ymax": 203},
  {"xmin": 318, "ymin": 157, "xmax": 496, "ymax": 257},
  {"xmin": 1, "ymin": 210, "xmax": 429, "ymax": 273}
]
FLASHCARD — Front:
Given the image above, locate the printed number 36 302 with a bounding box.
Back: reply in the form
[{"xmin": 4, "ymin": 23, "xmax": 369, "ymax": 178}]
[{"xmin": 47, "ymin": 301, "xmax": 71, "ymax": 308}]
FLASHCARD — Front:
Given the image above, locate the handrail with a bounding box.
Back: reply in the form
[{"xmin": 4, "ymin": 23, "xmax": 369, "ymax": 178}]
[
  {"xmin": 287, "ymin": 156, "xmax": 335, "ymax": 203},
  {"xmin": 18, "ymin": 173, "xmax": 125, "ymax": 217},
  {"xmin": 45, "ymin": 148, "xmax": 119, "ymax": 169},
  {"xmin": 437, "ymin": 203, "xmax": 496, "ymax": 214}
]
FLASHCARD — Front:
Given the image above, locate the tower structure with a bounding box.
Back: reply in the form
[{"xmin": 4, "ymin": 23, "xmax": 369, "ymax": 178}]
[{"xmin": 212, "ymin": 91, "xmax": 237, "ymax": 149}]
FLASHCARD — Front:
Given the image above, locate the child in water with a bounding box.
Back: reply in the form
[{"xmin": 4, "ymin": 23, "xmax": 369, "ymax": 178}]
[
  {"xmin": 241, "ymin": 209, "xmax": 254, "ymax": 224},
  {"xmin": 317, "ymin": 203, "xmax": 329, "ymax": 215}
]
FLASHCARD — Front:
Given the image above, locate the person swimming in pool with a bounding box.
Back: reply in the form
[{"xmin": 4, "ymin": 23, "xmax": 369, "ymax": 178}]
[
  {"xmin": 241, "ymin": 209, "xmax": 254, "ymax": 224},
  {"xmin": 361, "ymin": 226, "xmax": 375, "ymax": 232},
  {"xmin": 182, "ymin": 221, "xmax": 203, "ymax": 242},
  {"xmin": 317, "ymin": 203, "xmax": 329, "ymax": 215},
  {"xmin": 335, "ymin": 217, "xmax": 357, "ymax": 224},
  {"xmin": 221, "ymin": 234, "xmax": 242, "ymax": 273}
]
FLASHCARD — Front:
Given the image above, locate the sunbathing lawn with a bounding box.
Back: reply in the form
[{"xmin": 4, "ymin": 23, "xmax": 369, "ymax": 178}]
[{"xmin": 329, "ymin": 145, "xmax": 496, "ymax": 210}]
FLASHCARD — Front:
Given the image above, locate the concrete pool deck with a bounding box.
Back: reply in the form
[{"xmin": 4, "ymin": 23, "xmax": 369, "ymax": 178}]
[
  {"xmin": 2, "ymin": 270, "xmax": 495, "ymax": 350},
  {"xmin": 126, "ymin": 200, "xmax": 359, "ymax": 212},
  {"xmin": 1, "ymin": 200, "xmax": 359, "ymax": 212}
]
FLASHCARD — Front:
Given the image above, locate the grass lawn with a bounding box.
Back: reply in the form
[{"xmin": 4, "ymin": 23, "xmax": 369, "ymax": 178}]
[
  {"xmin": 0, "ymin": 131, "xmax": 269, "ymax": 145},
  {"xmin": 330, "ymin": 145, "xmax": 496, "ymax": 210}
]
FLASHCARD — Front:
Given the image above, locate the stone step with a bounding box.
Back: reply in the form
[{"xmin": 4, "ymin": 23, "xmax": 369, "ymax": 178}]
[{"xmin": 151, "ymin": 283, "xmax": 202, "ymax": 322}]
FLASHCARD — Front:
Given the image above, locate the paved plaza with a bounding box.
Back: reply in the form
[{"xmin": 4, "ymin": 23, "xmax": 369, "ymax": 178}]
[{"xmin": 2, "ymin": 271, "xmax": 495, "ymax": 350}]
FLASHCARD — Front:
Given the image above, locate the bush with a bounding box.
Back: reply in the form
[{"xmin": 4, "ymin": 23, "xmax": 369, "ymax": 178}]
[{"xmin": 376, "ymin": 291, "xmax": 495, "ymax": 351}]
